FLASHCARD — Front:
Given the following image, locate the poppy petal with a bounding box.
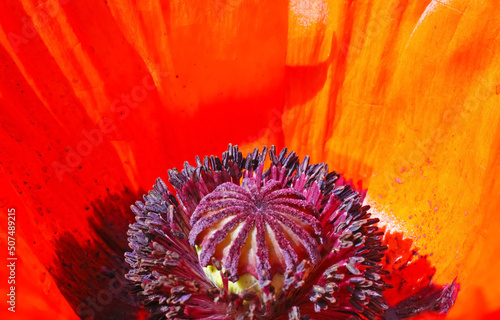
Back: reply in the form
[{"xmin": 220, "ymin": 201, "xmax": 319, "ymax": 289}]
[
  {"xmin": 0, "ymin": 0, "xmax": 289, "ymax": 317},
  {"xmin": 279, "ymin": 0, "xmax": 500, "ymax": 317}
]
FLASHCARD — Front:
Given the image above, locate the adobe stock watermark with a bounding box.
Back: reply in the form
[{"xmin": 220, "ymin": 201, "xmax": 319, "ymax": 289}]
[
  {"xmin": 7, "ymin": 0, "xmax": 71, "ymax": 54},
  {"xmin": 382, "ymin": 74, "xmax": 496, "ymax": 189},
  {"xmin": 75, "ymin": 267, "xmax": 128, "ymax": 320},
  {"xmin": 52, "ymin": 66, "xmax": 168, "ymax": 181}
]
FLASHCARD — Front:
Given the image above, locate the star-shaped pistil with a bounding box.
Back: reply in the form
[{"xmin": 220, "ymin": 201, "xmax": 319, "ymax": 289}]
[{"xmin": 189, "ymin": 177, "xmax": 321, "ymax": 283}]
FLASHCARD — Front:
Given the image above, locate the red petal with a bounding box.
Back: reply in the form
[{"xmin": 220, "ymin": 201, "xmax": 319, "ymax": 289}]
[{"xmin": 0, "ymin": 0, "xmax": 288, "ymax": 317}]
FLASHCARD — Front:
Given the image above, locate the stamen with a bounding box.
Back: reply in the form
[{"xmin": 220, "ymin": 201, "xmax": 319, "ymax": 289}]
[{"xmin": 125, "ymin": 144, "xmax": 399, "ymax": 319}]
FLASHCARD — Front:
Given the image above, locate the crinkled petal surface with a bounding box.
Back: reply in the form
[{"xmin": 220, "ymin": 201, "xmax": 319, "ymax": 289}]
[
  {"xmin": 0, "ymin": 0, "xmax": 499, "ymax": 319},
  {"xmin": 275, "ymin": 0, "xmax": 500, "ymax": 319}
]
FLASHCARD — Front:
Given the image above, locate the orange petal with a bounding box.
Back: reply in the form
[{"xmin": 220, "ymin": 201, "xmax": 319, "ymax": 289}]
[{"xmin": 279, "ymin": 0, "xmax": 500, "ymax": 317}]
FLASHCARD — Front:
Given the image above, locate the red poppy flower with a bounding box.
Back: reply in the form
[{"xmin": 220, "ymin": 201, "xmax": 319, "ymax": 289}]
[{"xmin": 0, "ymin": 0, "xmax": 499, "ymax": 319}]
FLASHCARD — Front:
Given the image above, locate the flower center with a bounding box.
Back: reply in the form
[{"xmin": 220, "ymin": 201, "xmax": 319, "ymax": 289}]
[
  {"xmin": 189, "ymin": 177, "xmax": 321, "ymax": 290},
  {"xmin": 126, "ymin": 145, "xmax": 398, "ymax": 319}
]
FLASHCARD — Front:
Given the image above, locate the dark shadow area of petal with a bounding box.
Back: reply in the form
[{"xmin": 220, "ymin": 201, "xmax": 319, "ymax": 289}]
[
  {"xmin": 51, "ymin": 187, "xmax": 145, "ymax": 320},
  {"xmin": 285, "ymin": 61, "xmax": 331, "ymax": 107},
  {"xmin": 381, "ymin": 231, "xmax": 460, "ymax": 319}
]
